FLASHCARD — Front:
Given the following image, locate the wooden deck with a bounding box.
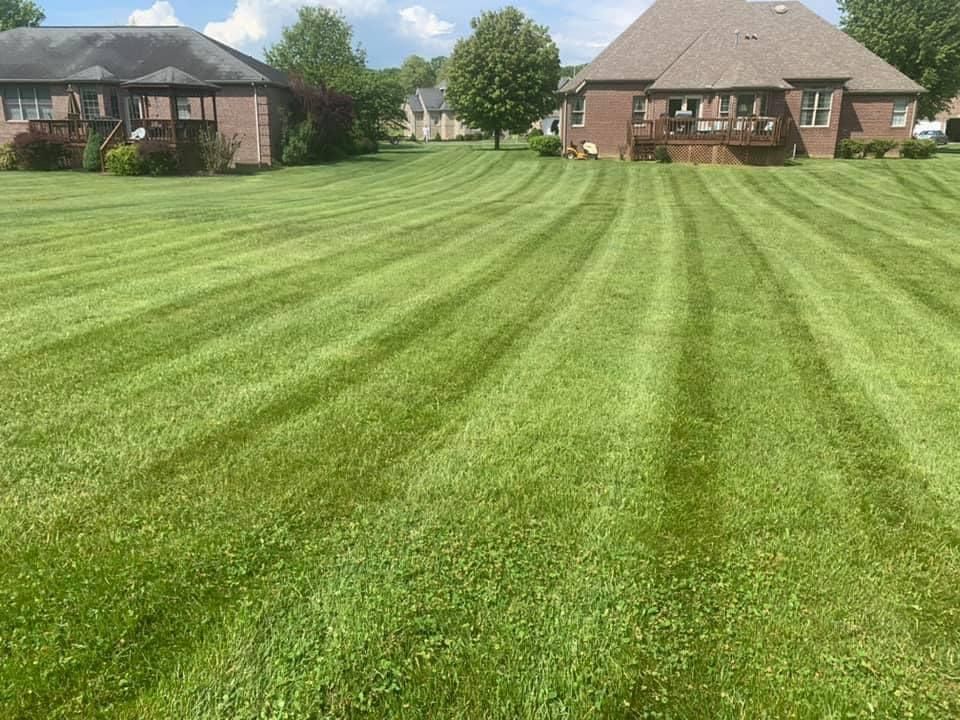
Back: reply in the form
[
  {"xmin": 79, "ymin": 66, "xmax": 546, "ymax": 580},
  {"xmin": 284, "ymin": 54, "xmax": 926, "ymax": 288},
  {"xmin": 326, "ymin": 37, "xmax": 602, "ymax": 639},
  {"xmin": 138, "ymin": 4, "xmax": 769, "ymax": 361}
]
[
  {"xmin": 29, "ymin": 119, "xmax": 217, "ymax": 145},
  {"xmin": 630, "ymin": 116, "xmax": 790, "ymax": 160}
]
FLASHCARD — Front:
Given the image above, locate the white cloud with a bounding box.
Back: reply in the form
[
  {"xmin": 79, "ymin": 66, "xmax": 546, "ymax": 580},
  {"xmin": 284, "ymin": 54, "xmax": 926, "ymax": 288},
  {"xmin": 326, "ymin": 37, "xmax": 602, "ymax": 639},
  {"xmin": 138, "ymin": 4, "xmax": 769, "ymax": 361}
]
[
  {"xmin": 397, "ymin": 5, "xmax": 454, "ymax": 41},
  {"xmin": 128, "ymin": 0, "xmax": 182, "ymax": 26},
  {"xmin": 552, "ymin": 1, "xmax": 649, "ymax": 63},
  {"xmin": 204, "ymin": 0, "xmax": 385, "ymax": 49}
]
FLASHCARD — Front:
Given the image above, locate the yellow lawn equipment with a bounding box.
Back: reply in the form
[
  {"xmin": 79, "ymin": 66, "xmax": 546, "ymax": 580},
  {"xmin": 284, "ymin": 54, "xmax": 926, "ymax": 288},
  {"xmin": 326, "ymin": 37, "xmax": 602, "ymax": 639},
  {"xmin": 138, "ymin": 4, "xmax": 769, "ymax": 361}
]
[{"xmin": 564, "ymin": 141, "xmax": 599, "ymax": 160}]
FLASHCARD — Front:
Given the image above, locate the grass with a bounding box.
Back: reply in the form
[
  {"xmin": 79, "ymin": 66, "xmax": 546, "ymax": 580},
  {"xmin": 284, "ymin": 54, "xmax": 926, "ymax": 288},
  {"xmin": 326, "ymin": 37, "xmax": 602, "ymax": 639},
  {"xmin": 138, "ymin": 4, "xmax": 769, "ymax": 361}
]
[{"xmin": 1, "ymin": 143, "xmax": 959, "ymax": 719}]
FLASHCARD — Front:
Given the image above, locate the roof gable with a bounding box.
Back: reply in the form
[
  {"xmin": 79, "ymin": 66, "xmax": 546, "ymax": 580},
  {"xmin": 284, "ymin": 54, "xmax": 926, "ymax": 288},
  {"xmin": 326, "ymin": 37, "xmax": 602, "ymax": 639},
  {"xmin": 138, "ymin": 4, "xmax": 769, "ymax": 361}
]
[{"xmin": 0, "ymin": 26, "xmax": 289, "ymax": 86}]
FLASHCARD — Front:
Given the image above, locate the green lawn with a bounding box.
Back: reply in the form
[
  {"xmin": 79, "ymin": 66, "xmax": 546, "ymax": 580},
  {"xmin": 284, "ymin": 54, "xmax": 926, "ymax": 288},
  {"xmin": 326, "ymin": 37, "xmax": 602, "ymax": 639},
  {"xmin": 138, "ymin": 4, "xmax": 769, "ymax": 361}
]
[{"xmin": 2, "ymin": 144, "xmax": 959, "ymax": 719}]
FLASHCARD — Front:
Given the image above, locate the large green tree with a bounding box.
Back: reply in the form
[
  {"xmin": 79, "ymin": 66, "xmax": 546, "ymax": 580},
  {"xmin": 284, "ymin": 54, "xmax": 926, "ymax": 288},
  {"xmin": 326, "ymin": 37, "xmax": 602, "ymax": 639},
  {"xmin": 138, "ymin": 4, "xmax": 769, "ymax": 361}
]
[
  {"xmin": 265, "ymin": 7, "xmax": 365, "ymax": 91},
  {"xmin": 839, "ymin": 0, "xmax": 960, "ymax": 118},
  {"xmin": 0, "ymin": 0, "xmax": 44, "ymax": 30},
  {"xmin": 430, "ymin": 56, "xmax": 449, "ymax": 82},
  {"xmin": 398, "ymin": 54, "xmax": 435, "ymax": 92},
  {"xmin": 266, "ymin": 7, "xmax": 403, "ymax": 139},
  {"xmin": 445, "ymin": 7, "xmax": 560, "ymax": 149}
]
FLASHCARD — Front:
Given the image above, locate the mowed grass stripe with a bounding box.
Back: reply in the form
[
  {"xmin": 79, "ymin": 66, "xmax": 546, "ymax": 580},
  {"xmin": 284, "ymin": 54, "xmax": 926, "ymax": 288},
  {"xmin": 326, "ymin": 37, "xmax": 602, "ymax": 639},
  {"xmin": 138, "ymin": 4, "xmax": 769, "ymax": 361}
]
[
  {"xmin": 2, "ymin": 148, "xmax": 959, "ymax": 719},
  {"xmin": 1, "ymin": 162, "xmax": 615, "ymax": 716}
]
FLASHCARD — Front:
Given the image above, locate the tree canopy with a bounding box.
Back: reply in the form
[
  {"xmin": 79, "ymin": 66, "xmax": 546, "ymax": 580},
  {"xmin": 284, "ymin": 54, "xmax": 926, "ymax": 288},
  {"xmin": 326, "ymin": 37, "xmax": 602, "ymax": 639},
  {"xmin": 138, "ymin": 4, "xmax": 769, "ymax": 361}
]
[
  {"xmin": 266, "ymin": 7, "xmax": 403, "ymax": 139},
  {"xmin": 265, "ymin": 7, "xmax": 365, "ymax": 91},
  {"xmin": 839, "ymin": 0, "xmax": 960, "ymax": 118},
  {"xmin": 445, "ymin": 7, "xmax": 560, "ymax": 149},
  {"xmin": 399, "ymin": 55, "xmax": 435, "ymax": 93},
  {"xmin": 0, "ymin": 0, "xmax": 44, "ymax": 31}
]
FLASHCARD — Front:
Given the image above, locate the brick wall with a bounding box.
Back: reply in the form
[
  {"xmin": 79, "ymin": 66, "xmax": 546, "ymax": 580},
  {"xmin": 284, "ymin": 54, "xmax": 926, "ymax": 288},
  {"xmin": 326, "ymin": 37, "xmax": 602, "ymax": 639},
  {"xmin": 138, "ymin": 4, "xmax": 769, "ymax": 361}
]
[
  {"xmin": 838, "ymin": 94, "xmax": 914, "ymax": 143},
  {"xmin": 563, "ymin": 82, "xmax": 649, "ymax": 158},
  {"xmin": 782, "ymin": 87, "xmax": 843, "ymax": 158},
  {"xmin": 208, "ymin": 85, "xmax": 291, "ymax": 166}
]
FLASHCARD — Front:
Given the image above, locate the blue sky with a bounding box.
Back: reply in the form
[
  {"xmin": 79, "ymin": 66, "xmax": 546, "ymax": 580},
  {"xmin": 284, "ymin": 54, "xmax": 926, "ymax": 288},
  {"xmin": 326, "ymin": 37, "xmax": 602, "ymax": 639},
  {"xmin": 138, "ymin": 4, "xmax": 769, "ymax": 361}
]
[{"xmin": 40, "ymin": 0, "xmax": 842, "ymax": 68}]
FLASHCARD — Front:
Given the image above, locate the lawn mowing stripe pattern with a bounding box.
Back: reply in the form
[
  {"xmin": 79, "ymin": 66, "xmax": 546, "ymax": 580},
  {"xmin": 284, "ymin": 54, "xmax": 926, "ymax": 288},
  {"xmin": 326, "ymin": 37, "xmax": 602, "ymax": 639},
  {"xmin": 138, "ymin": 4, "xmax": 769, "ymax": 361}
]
[{"xmin": 1, "ymin": 146, "xmax": 959, "ymax": 719}]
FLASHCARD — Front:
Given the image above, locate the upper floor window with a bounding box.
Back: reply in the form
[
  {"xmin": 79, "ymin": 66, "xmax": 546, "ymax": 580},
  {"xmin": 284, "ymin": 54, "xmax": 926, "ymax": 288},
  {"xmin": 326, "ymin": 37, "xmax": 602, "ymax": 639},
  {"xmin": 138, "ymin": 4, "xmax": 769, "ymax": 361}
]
[
  {"xmin": 719, "ymin": 94, "xmax": 731, "ymax": 116},
  {"xmin": 80, "ymin": 87, "xmax": 100, "ymax": 119},
  {"xmin": 571, "ymin": 95, "xmax": 586, "ymax": 126},
  {"xmin": 800, "ymin": 89, "xmax": 832, "ymax": 127},
  {"xmin": 891, "ymin": 98, "xmax": 909, "ymax": 128},
  {"xmin": 176, "ymin": 97, "xmax": 191, "ymax": 120},
  {"xmin": 2, "ymin": 86, "xmax": 53, "ymax": 121},
  {"xmin": 632, "ymin": 96, "xmax": 647, "ymax": 123}
]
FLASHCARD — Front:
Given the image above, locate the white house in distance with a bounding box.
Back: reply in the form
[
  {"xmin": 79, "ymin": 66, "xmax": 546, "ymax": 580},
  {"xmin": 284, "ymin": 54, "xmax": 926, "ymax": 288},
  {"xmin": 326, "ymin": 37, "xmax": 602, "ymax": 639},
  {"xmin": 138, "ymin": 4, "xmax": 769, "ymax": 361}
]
[{"xmin": 402, "ymin": 84, "xmax": 476, "ymax": 140}]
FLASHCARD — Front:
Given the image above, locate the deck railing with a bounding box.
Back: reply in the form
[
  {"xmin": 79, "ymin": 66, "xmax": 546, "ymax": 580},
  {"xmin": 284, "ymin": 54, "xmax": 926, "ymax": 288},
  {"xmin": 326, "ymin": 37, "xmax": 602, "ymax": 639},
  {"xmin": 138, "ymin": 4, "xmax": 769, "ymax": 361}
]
[
  {"xmin": 29, "ymin": 119, "xmax": 217, "ymax": 145},
  {"xmin": 631, "ymin": 116, "xmax": 789, "ymax": 147}
]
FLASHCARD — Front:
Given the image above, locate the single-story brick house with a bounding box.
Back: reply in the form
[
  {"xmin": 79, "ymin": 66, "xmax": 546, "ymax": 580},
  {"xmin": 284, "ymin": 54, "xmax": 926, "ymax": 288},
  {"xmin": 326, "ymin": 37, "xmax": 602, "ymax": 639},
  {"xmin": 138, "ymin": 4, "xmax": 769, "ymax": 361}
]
[
  {"xmin": 0, "ymin": 26, "xmax": 292, "ymax": 167},
  {"xmin": 402, "ymin": 85, "xmax": 476, "ymax": 141},
  {"xmin": 559, "ymin": 0, "xmax": 925, "ymax": 163}
]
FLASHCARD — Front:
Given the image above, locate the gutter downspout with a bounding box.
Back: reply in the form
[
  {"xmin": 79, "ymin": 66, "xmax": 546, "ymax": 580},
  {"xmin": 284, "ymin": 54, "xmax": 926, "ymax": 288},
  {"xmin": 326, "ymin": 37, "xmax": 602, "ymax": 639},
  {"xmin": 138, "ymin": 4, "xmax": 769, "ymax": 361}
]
[{"xmin": 253, "ymin": 83, "xmax": 263, "ymax": 166}]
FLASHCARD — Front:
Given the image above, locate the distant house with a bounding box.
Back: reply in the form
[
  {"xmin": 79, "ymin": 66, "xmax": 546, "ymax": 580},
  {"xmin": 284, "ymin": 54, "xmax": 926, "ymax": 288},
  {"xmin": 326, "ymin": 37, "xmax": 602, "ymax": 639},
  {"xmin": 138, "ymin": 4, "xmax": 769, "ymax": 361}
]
[
  {"xmin": 0, "ymin": 26, "xmax": 292, "ymax": 167},
  {"xmin": 915, "ymin": 96, "xmax": 960, "ymax": 141},
  {"xmin": 558, "ymin": 0, "xmax": 924, "ymax": 163},
  {"xmin": 402, "ymin": 85, "xmax": 475, "ymax": 140}
]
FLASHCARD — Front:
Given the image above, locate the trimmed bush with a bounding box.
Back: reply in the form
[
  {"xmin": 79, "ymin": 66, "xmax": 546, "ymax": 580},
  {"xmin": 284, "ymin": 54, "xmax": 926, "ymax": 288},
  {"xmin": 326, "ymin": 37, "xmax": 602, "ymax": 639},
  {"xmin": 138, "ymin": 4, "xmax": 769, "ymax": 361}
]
[
  {"xmin": 434, "ymin": 132, "xmax": 442, "ymax": 142},
  {"xmin": 353, "ymin": 136, "xmax": 378, "ymax": 155},
  {"xmin": 837, "ymin": 138, "xmax": 866, "ymax": 159},
  {"xmin": 198, "ymin": 128, "xmax": 242, "ymax": 174},
  {"xmin": 105, "ymin": 144, "xmax": 144, "ymax": 176},
  {"xmin": 528, "ymin": 128, "xmax": 544, "ymax": 137},
  {"xmin": 83, "ymin": 132, "xmax": 103, "ymax": 172},
  {"xmin": 282, "ymin": 120, "xmax": 315, "ymax": 166},
  {"xmin": 900, "ymin": 139, "xmax": 937, "ymax": 159},
  {"xmin": 528, "ymin": 134, "xmax": 562, "ymax": 156},
  {"xmin": 12, "ymin": 132, "xmax": 68, "ymax": 170},
  {"xmin": 0, "ymin": 143, "xmax": 16, "ymax": 171},
  {"xmin": 865, "ymin": 139, "xmax": 898, "ymax": 158},
  {"xmin": 139, "ymin": 141, "xmax": 179, "ymax": 176},
  {"xmin": 654, "ymin": 146, "xmax": 671, "ymax": 163}
]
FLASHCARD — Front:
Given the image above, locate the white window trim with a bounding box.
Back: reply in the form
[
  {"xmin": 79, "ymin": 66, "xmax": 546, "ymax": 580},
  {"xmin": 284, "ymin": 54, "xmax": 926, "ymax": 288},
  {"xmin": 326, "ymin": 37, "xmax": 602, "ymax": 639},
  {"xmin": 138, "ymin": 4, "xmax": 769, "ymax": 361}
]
[
  {"xmin": 176, "ymin": 96, "xmax": 192, "ymax": 120},
  {"xmin": 571, "ymin": 95, "xmax": 586, "ymax": 127},
  {"xmin": 719, "ymin": 94, "xmax": 731, "ymax": 116},
  {"xmin": 632, "ymin": 95, "xmax": 647, "ymax": 124},
  {"xmin": 800, "ymin": 89, "xmax": 833, "ymax": 128},
  {"xmin": 668, "ymin": 96, "xmax": 704, "ymax": 117},
  {"xmin": 891, "ymin": 98, "xmax": 909, "ymax": 128}
]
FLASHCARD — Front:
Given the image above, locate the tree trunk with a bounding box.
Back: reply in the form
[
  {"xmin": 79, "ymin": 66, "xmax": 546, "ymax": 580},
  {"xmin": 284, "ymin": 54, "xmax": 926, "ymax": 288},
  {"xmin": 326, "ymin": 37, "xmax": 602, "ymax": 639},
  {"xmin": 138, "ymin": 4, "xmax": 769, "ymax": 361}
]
[{"xmin": 494, "ymin": 128, "xmax": 501, "ymax": 150}]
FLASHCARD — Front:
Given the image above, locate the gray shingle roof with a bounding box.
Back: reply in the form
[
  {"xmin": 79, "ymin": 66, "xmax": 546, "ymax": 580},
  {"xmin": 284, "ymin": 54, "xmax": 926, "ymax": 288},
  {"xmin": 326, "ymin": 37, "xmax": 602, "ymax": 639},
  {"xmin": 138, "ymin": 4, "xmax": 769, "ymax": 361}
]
[
  {"xmin": 406, "ymin": 94, "xmax": 423, "ymax": 112},
  {"xmin": 0, "ymin": 26, "xmax": 289, "ymax": 86},
  {"xmin": 417, "ymin": 87, "xmax": 450, "ymax": 111},
  {"xmin": 65, "ymin": 65, "xmax": 118, "ymax": 82},
  {"xmin": 561, "ymin": 0, "xmax": 923, "ymax": 94},
  {"xmin": 123, "ymin": 66, "xmax": 219, "ymax": 89}
]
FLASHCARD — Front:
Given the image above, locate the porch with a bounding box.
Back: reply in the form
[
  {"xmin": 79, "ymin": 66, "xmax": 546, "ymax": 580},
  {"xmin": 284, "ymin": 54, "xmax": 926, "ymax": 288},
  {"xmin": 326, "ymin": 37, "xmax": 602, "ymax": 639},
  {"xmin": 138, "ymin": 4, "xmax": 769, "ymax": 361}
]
[
  {"xmin": 630, "ymin": 116, "xmax": 791, "ymax": 162},
  {"xmin": 29, "ymin": 118, "xmax": 218, "ymax": 145}
]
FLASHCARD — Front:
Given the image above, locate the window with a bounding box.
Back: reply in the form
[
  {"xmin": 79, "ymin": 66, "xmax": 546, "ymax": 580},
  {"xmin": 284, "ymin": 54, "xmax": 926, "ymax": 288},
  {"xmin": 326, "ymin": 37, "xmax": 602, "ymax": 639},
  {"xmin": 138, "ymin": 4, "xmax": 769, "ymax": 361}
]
[
  {"xmin": 719, "ymin": 94, "xmax": 731, "ymax": 116},
  {"xmin": 80, "ymin": 87, "xmax": 100, "ymax": 119},
  {"xmin": 758, "ymin": 93, "xmax": 768, "ymax": 116},
  {"xmin": 668, "ymin": 96, "xmax": 701, "ymax": 117},
  {"xmin": 108, "ymin": 90, "xmax": 121, "ymax": 119},
  {"xmin": 736, "ymin": 94, "xmax": 756, "ymax": 117},
  {"xmin": 128, "ymin": 95, "xmax": 143, "ymax": 122},
  {"xmin": 891, "ymin": 98, "xmax": 909, "ymax": 128},
  {"xmin": 632, "ymin": 96, "xmax": 646, "ymax": 123},
  {"xmin": 571, "ymin": 95, "xmax": 585, "ymax": 126},
  {"xmin": 2, "ymin": 86, "xmax": 53, "ymax": 121},
  {"xmin": 176, "ymin": 97, "xmax": 191, "ymax": 120},
  {"xmin": 800, "ymin": 89, "xmax": 832, "ymax": 127}
]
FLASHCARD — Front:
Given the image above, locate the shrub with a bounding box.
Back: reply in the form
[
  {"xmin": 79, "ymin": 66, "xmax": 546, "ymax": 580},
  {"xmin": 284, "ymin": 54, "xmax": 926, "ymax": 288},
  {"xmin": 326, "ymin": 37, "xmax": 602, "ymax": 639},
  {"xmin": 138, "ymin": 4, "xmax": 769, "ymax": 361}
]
[
  {"xmin": 654, "ymin": 146, "xmax": 671, "ymax": 163},
  {"xmin": 409, "ymin": 133, "xmax": 418, "ymax": 142},
  {"xmin": 434, "ymin": 132, "xmax": 442, "ymax": 142},
  {"xmin": 138, "ymin": 141, "xmax": 178, "ymax": 176},
  {"xmin": 12, "ymin": 132, "xmax": 68, "ymax": 170},
  {"xmin": 0, "ymin": 143, "xmax": 16, "ymax": 171},
  {"xmin": 528, "ymin": 134, "xmax": 562, "ymax": 156},
  {"xmin": 282, "ymin": 120, "xmax": 316, "ymax": 165},
  {"xmin": 900, "ymin": 139, "xmax": 937, "ymax": 159},
  {"xmin": 528, "ymin": 128, "xmax": 544, "ymax": 137},
  {"xmin": 455, "ymin": 134, "xmax": 465, "ymax": 141},
  {"xmin": 865, "ymin": 139, "xmax": 898, "ymax": 158},
  {"xmin": 105, "ymin": 144, "xmax": 144, "ymax": 176},
  {"xmin": 83, "ymin": 132, "xmax": 103, "ymax": 172},
  {"xmin": 837, "ymin": 138, "xmax": 866, "ymax": 159},
  {"xmin": 198, "ymin": 128, "xmax": 242, "ymax": 174},
  {"xmin": 354, "ymin": 136, "xmax": 378, "ymax": 155}
]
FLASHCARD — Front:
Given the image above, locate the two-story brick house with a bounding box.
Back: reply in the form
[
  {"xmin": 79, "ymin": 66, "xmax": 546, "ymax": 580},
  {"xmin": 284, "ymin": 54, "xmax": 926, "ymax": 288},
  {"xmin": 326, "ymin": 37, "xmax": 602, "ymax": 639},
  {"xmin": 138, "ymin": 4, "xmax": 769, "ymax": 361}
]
[
  {"xmin": 0, "ymin": 26, "xmax": 292, "ymax": 167},
  {"xmin": 559, "ymin": 0, "xmax": 924, "ymax": 163}
]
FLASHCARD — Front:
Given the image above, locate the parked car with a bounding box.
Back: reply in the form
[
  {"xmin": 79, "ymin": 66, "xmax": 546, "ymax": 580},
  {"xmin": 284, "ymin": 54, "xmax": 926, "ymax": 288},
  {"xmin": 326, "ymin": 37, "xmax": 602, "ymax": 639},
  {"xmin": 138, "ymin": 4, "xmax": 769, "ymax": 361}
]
[{"xmin": 913, "ymin": 129, "xmax": 949, "ymax": 145}]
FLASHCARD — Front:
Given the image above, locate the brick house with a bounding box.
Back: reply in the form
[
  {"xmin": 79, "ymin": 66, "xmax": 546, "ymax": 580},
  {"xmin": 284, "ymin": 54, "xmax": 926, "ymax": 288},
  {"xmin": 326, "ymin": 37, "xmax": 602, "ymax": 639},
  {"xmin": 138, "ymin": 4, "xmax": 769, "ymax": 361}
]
[
  {"xmin": 559, "ymin": 0, "xmax": 924, "ymax": 163},
  {"xmin": 402, "ymin": 85, "xmax": 476, "ymax": 141},
  {"xmin": 0, "ymin": 26, "xmax": 292, "ymax": 167}
]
